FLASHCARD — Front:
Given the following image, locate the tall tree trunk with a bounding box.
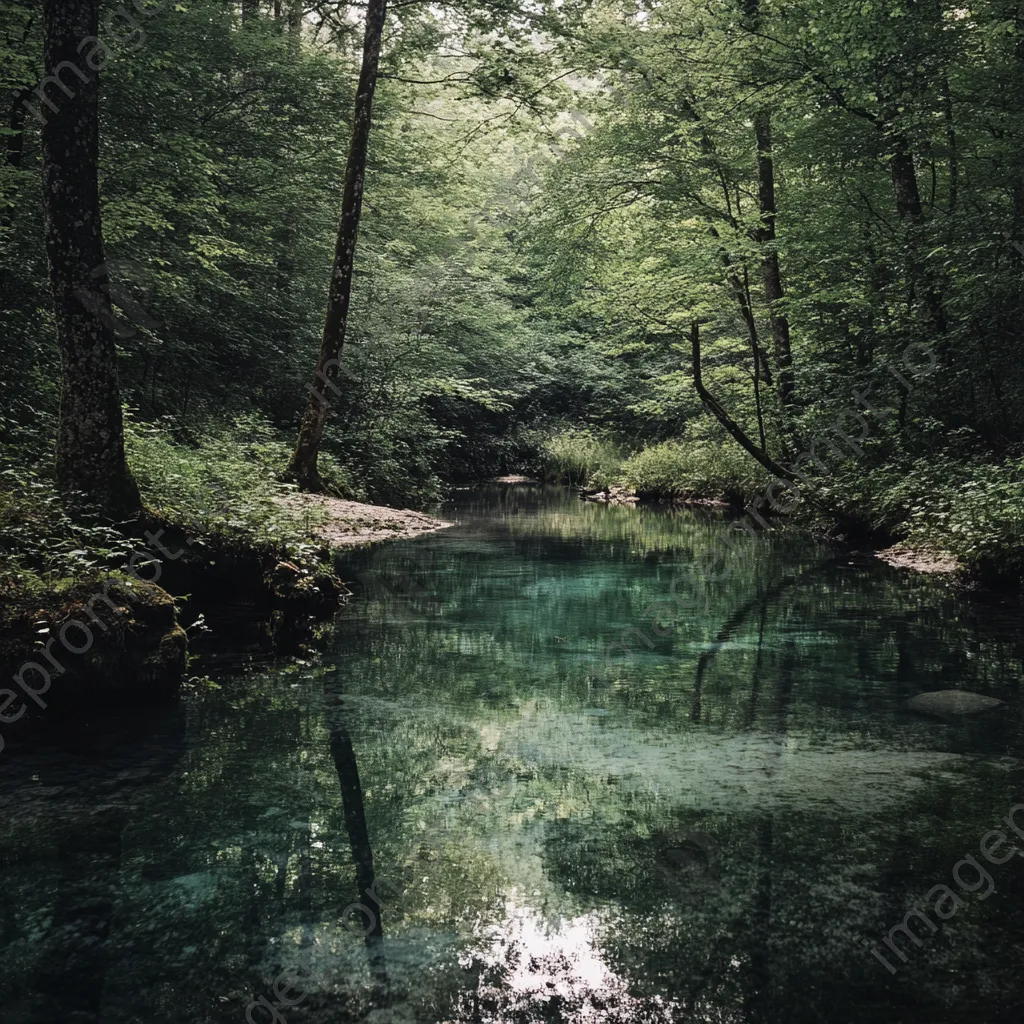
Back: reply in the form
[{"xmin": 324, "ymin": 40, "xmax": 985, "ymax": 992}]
[
  {"xmin": 742, "ymin": 264, "xmax": 768, "ymax": 451},
  {"xmin": 678, "ymin": 91, "xmax": 775, "ymax": 402},
  {"xmin": 753, "ymin": 111, "xmax": 795, "ymax": 411},
  {"xmin": 708, "ymin": 223, "xmax": 774, "ymax": 396},
  {"xmin": 286, "ymin": 0, "xmax": 387, "ymax": 490},
  {"xmin": 888, "ymin": 130, "xmax": 949, "ymax": 347},
  {"xmin": 742, "ymin": 0, "xmax": 796, "ymax": 412},
  {"xmin": 889, "ymin": 139, "xmax": 924, "ymax": 223},
  {"xmin": 42, "ymin": 0, "xmax": 140, "ymax": 519}
]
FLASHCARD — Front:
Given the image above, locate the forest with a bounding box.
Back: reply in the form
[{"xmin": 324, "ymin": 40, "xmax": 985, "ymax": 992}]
[
  {"xmin": 3, "ymin": 2, "xmax": 1024, "ymax": 1022},
  {"xmin": 4, "ymin": 0, "xmax": 1024, "ymax": 586}
]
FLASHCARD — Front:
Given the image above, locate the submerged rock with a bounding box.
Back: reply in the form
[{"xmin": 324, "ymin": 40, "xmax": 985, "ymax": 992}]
[
  {"xmin": 906, "ymin": 689, "xmax": 1004, "ymax": 718},
  {"xmin": 650, "ymin": 829, "xmax": 719, "ymax": 888}
]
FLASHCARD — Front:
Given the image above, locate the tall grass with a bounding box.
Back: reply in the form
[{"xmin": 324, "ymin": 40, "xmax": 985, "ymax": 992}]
[
  {"xmin": 537, "ymin": 429, "xmax": 624, "ymax": 487},
  {"xmin": 621, "ymin": 437, "xmax": 767, "ymax": 504}
]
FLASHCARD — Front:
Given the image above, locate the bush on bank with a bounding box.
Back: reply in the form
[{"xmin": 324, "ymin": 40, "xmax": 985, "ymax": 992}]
[{"xmin": 621, "ymin": 438, "xmax": 768, "ymax": 505}]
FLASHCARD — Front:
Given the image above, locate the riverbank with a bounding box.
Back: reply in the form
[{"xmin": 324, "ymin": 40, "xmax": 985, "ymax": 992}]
[
  {"xmin": 554, "ymin": 477, "xmax": 1007, "ymax": 589},
  {"xmin": 274, "ymin": 492, "xmax": 453, "ymax": 547},
  {"xmin": 535, "ymin": 449, "xmax": 1018, "ymax": 591},
  {"xmin": 0, "ymin": 475, "xmax": 452, "ymax": 749},
  {"xmin": 535, "ymin": 421, "xmax": 1024, "ymax": 590},
  {"xmin": 873, "ymin": 542, "xmax": 963, "ymax": 576}
]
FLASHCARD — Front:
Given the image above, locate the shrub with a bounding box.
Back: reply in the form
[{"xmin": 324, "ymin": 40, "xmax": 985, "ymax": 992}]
[{"xmin": 890, "ymin": 454, "xmax": 1024, "ymax": 581}]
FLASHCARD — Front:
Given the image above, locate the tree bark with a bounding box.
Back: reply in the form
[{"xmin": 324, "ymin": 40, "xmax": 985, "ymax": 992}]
[
  {"xmin": 42, "ymin": 0, "xmax": 140, "ymax": 519},
  {"xmin": 889, "ymin": 138, "xmax": 924, "ymax": 223},
  {"xmin": 742, "ymin": 0, "xmax": 796, "ymax": 411},
  {"xmin": 286, "ymin": 0, "xmax": 387, "ymax": 490},
  {"xmin": 753, "ymin": 111, "xmax": 795, "ymax": 411}
]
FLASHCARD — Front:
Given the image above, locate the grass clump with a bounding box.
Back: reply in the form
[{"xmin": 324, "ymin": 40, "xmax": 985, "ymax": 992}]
[
  {"xmin": 538, "ymin": 428, "xmax": 624, "ymax": 488},
  {"xmin": 621, "ymin": 427, "xmax": 767, "ymax": 504}
]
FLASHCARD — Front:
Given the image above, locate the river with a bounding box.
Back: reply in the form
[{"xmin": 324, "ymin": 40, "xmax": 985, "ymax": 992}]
[{"xmin": 2, "ymin": 484, "xmax": 1023, "ymax": 1023}]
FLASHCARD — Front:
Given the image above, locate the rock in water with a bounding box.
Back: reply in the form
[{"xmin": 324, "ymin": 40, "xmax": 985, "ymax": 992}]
[{"xmin": 906, "ymin": 690, "xmax": 1004, "ymax": 719}]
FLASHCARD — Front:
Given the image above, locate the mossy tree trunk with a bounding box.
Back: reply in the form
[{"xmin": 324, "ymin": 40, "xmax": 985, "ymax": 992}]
[
  {"xmin": 42, "ymin": 0, "xmax": 140, "ymax": 519},
  {"xmin": 286, "ymin": 0, "xmax": 387, "ymax": 491}
]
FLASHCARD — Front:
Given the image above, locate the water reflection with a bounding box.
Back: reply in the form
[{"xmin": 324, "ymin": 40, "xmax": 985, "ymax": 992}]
[
  {"xmin": 1, "ymin": 485, "xmax": 1023, "ymax": 1023},
  {"xmin": 326, "ymin": 695, "xmax": 388, "ymax": 986}
]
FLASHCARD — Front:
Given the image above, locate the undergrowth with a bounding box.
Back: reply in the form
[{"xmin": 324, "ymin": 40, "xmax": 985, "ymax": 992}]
[
  {"xmin": 621, "ymin": 431, "xmax": 768, "ymax": 504},
  {"xmin": 124, "ymin": 413, "xmax": 333, "ymax": 558},
  {"xmin": 0, "ymin": 413, "xmax": 344, "ymax": 601}
]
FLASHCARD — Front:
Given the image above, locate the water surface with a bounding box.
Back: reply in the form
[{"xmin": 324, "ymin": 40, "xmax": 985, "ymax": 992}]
[{"xmin": 3, "ymin": 485, "xmax": 1024, "ymax": 1023}]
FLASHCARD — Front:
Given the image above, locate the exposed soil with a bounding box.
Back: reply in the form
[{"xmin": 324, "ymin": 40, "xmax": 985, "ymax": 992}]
[
  {"xmin": 874, "ymin": 542, "xmax": 962, "ymax": 575},
  {"xmin": 493, "ymin": 475, "xmax": 540, "ymax": 484},
  {"xmin": 275, "ymin": 494, "xmax": 454, "ymax": 547}
]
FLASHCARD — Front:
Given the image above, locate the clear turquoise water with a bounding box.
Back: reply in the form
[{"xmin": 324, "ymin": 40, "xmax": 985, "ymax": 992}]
[{"xmin": 2, "ymin": 485, "xmax": 1024, "ymax": 1023}]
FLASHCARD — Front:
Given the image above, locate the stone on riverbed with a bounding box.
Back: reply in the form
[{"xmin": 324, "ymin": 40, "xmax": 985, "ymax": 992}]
[{"xmin": 906, "ymin": 690, "xmax": 1004, "ymax": 719}]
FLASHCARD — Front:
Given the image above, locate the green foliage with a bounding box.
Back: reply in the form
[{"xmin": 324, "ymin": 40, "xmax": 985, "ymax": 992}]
[
  {"xmin": 124, "ymin": 415, "xmax": 330, "ymax": 556},
  {"xmin": 621, "ymin": 429, "xmax": 768, "ymax": 505},
  {"xmin": 5, "ymin": 0, "xmax": 1024, "ymax": 582},
  {"xmin": 0, "ymin": 404, "xmax": 132, "ymax": 594},
  {"xmin": 0, "ymin": 481, "xmax": 133, "ymax": 595},
  {"xmin": 1, "ymin": 0, "xmax": 593, "ymax": 514},
  {"xmin": 866, "ymin": 449, "xmax": 1024, "ymax": 580},
  {"xmin": 537, "ymin": 428, "xmax": 624, "ymax": 487}
]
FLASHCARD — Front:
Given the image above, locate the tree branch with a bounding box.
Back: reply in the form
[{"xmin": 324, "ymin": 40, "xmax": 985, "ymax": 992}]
[{"xmin": 690, "ymin": 321, "xmax": 797, "ymax": 482}]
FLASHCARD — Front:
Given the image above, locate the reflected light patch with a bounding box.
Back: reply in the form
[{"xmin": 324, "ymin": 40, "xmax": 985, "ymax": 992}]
[{"xmin": 447, "ymin": 895, "xmax": 734, "ymax": 1023}]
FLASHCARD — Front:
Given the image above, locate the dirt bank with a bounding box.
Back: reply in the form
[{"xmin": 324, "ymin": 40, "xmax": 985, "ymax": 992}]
[
  {"xmin": 275, "ymin": 494, "xmax": 454, "ymax": 547},
  {"xmin": 874, "ymin": 543, "xmax": 962, "ymax": 575}
]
